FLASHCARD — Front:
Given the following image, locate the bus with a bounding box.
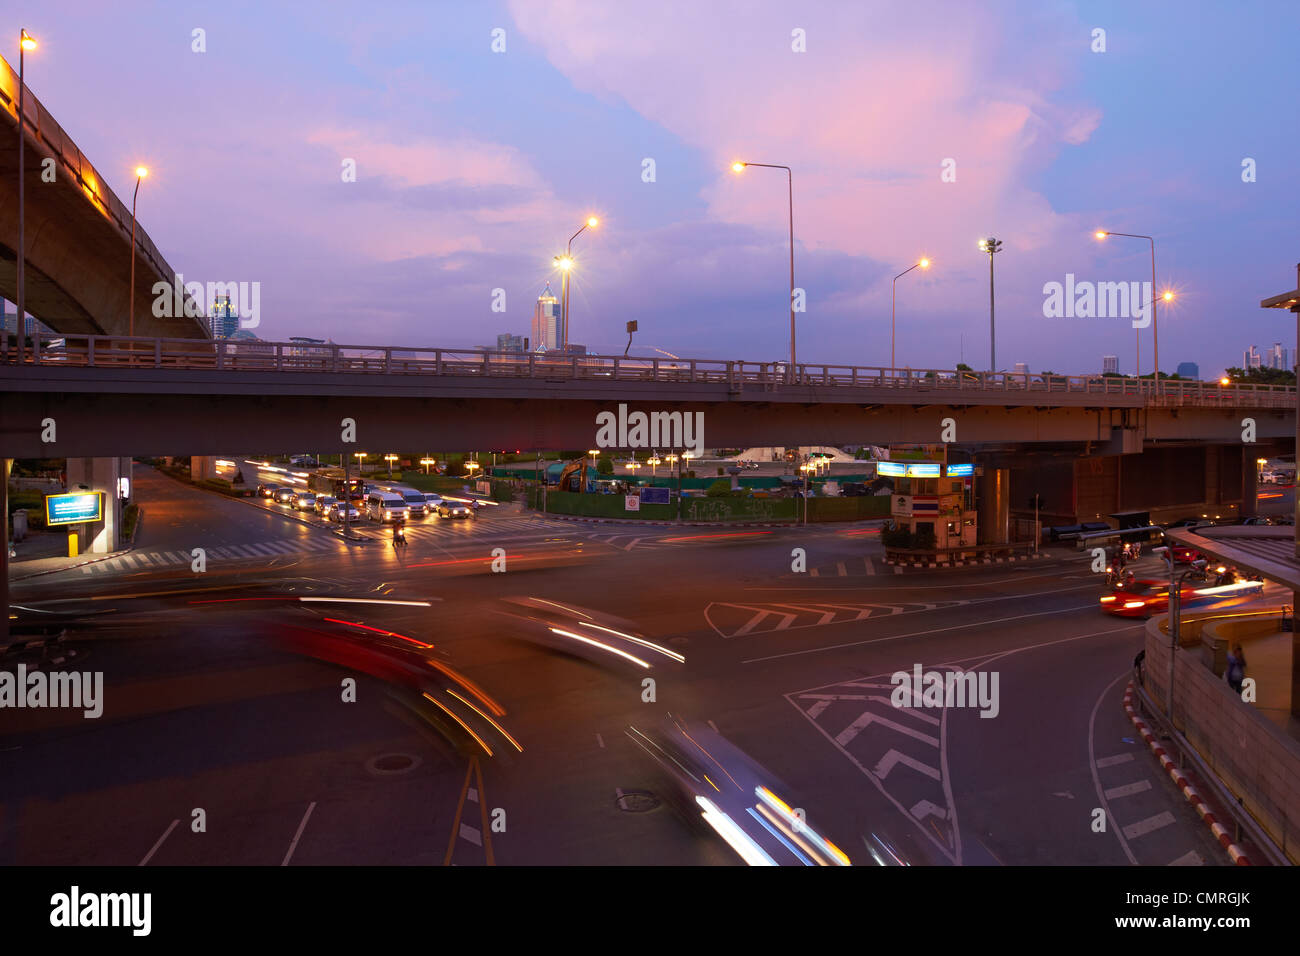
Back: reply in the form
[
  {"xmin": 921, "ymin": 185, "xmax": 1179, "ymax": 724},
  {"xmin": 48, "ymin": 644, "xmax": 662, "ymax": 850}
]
[{"xmin": 308, "ymin": 470, "xmax": 365, "ymax": 501}]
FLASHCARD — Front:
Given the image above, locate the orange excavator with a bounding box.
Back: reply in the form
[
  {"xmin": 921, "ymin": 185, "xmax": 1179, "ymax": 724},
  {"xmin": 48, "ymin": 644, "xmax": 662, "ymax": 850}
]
[{"xmin": 556, "ymin": 458, "xmax": 589, "ymax": 493}]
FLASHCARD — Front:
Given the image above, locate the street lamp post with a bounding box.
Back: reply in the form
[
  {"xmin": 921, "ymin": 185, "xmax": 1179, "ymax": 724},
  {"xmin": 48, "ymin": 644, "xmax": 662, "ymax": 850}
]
[
  {"xmin": 15, "ymin": 29, "xmax": 37, "ymax": 364},
  {"xmin": 978, "ymin": 238, "xmax": 1003, "ymax": 373},
  {"xmin": 732, "ymin": 161, "xmax": 796, "ymax": 380},
  {"xmin": 891, "ymin": 258, "xmax": 931, "ymax": 373},
  {"xmin": 557, "ymin": 217, "xmax": 598, "ymax": 351},
  {"xmin": 128, "ymin": 166, "xmax": 149, "ymax": 342},
  {"xmin": 385, "ymin": 454, "xmax": 398, "ymax": 477},
  {"xmin": 1095, "ymin": 231, "xmax": 1160, "ymax": 389}
]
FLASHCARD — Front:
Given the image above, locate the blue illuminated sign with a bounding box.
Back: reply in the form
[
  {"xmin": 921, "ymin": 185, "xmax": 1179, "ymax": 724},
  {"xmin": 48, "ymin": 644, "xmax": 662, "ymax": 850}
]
[
  {"xmin": 946, "ymin": 463, "xmax": 974, "ymax": 477},
  {"xmin": 45, "ymin": 492, "xmax": 104, "ymax": 526}
]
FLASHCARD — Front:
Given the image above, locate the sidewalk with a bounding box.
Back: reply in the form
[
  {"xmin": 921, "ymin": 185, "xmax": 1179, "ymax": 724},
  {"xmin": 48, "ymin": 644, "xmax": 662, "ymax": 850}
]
[{"xmin": 10, "ymin": 528, "xmax": 134, "ymax": 580}]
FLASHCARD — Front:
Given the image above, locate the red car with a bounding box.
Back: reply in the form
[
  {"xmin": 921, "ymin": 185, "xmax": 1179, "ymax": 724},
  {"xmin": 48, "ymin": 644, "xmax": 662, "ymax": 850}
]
[
  {"xmin": 1100, "ymin": 576, "xmax": 1264, "ymax": 618},
  {"xmin": 1169, "ymin": 544, "xmax": 1204, "ymax": 564}
]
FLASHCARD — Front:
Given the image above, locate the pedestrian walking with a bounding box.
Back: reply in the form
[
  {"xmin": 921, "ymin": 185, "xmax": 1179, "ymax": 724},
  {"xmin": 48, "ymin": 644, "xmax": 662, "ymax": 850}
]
[{"xmin": 1226, "ymin": 643, "xmax": 1246, "ymax": 696}]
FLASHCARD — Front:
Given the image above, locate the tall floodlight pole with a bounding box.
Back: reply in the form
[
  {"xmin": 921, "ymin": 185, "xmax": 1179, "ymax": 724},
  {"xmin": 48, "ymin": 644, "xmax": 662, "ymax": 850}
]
[
  {"xmin": 732, "ymin": 161, "xmax": 796, "ymax": 381},
  {"xmin": 978, "ymin": 238, "xmax": 1003, "ymax": 372}
]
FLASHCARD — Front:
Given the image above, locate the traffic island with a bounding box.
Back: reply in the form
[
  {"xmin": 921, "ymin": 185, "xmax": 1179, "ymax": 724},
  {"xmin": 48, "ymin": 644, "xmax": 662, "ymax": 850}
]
[{"xmin": 882, "ymin": 542, "xmax": 1043, "ymax": 569}]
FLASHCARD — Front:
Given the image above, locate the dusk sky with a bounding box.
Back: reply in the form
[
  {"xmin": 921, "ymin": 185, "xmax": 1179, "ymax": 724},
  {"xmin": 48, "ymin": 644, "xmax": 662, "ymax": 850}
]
[{"xmin": 9, "ymin": 0, "xmax": 1299, "ymax": 375}]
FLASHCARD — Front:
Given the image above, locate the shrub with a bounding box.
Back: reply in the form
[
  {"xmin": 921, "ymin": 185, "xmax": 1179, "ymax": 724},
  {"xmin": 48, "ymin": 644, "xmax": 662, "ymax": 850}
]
[
  {"xmin": 881, "ymin": 527, "xmax": 913, "ymax": 549},
  {"xmin": 706, "ymin": 479, "xmax": 732, "ymax": 497}
]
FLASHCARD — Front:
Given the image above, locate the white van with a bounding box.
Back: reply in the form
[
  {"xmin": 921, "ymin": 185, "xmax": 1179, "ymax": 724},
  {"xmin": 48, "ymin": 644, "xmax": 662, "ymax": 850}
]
[
  {"xmin": 381, "ymin": 484, "xmax": 431, "ymax": 517},
  {"xmin": 366, "ymin": 491, "xmax": 408, "ymax": 523}
]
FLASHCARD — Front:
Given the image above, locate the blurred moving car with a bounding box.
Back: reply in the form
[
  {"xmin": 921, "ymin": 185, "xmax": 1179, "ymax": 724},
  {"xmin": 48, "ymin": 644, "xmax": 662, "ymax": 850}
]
[
  {"xmin": 494, "ymin": 596, "xmax": 685, "ymax": 672},
  {"xmin": 257, "ymin": 482, "xmax": 280, "ymax": 498},
  {"xmin": 422, "ymin": 492, "xmax": 444, "ymax": 511},
  {"xmin": 1100, "ymin": 571, "xmax": 1263, "ymax": 618},
  {"xmin": 290, "ymin": 491, "xmax": 317, "ymax": 511},
  {"xmin": 627, "ymin": 714, "xmax": 849, "ymax": 866},
  {"xmin": 437, "ymin": 500, "xmax": 472, "ymax": 519},
  {"xmin": 273, "ymin": 487, "xmax": 296, "ymax": 505},
  {"xmin": 313, "ymin": 495, "xmax": 337, "ymax": 516}
]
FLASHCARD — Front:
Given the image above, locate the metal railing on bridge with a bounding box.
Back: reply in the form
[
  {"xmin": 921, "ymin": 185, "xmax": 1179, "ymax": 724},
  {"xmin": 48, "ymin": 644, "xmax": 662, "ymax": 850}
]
[{"xmin": 5, "ymin": 333, "xmax": 1296, "ymax": 409}]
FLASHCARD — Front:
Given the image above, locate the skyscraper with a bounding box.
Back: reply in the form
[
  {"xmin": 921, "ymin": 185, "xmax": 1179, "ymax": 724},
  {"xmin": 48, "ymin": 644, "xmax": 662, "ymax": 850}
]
[
  {"xmin": 496, "ymin": 333, "xmax": 525, "ymax": 353},
  {"xmin": 1268, "ymin": 342, "xmax": 1290, "ymax": 370},
  {"xmin": 1102, "ymin": 355, "xmax": 1118, "ymax": 374},
  {"xmin": 1013, "ymin": 362, "xmax": 1028, "ymax": 374},
  {"xmin": 1176, "ymin": 361, "xmax": 1200, "ymax": 380},
  {"xmin": 531, "ymin": 284, "xmax": 560, "ymax": 351},
  {"xmin": 207, "ymin": 295, "xmax": 240, "ymax": 339}
]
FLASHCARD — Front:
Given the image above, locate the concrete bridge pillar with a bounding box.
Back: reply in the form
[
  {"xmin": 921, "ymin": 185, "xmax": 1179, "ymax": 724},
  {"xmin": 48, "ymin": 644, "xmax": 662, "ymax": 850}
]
[
  {"xmin": 64, "ymin": 457, "xmax": 128, "ymax": 553},
  {"xmin": 191, "ymin": 456, "xmax": 218, "ymax": 481},
  {"xmin": 978, "ymin": 467, "xmax": 1010, "ymax": 545}
]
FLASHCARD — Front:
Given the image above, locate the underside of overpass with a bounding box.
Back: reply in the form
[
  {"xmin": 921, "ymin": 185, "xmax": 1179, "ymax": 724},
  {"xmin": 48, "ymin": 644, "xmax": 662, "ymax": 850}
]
[
  {"xmin": 973, "ymin": 440, "xmax": 1294, "ymax": 536},
  {"xmin": 0, "ymin": 53, "xmax": 205, "ymax": 338}
]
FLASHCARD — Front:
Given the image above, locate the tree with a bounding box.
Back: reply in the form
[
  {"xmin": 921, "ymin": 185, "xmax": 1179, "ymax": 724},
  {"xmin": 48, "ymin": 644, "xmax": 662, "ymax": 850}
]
[
  {"xmin": 706, "ymin": 479, "xmax": 731, "ymax": 497},
  {"xmin": 1225, "ymin": 365, "xmax": 1296, "ymax": 386},
  {"xmin": 596, "ymin": 457, "xmax": 613, "ymax": 476}
]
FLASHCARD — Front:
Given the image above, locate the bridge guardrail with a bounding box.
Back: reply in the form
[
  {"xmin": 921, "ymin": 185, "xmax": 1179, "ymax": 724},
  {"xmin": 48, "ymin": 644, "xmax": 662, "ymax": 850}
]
[{"xmin": 3, "ymin": 333, "xmax": 1296, "ymax": 409}]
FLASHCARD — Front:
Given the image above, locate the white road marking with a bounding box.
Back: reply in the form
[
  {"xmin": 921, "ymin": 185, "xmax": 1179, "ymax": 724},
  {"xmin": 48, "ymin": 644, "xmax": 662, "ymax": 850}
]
[
  {"xmin": 837, "ymin": 711, "xmax": 940, "ymax": 748},
  {"xmin": 458, "ymin": 823, "xmax": 482, "ymax": 846},
  {"xmin": 281, "ymin": 801, "xmax": 317, "ymax": 866},
  {"xmin": 806, "ymin": 700, "xmax": 831, "ymax": 720},
  {"xmin": 744, "ymin": 603, "xmax": 1099, "ymax": 663},
  {"xmin": 467, "ymin": 788, "xmax": 478, "ymax": 804},
  {"xmin": 138, "ymin": 819, "xmax": 180, "ymax": 866},
  {"xmin": 1104, "ymin": 780, "xmax": 1153, "ymax": 800},
  {"xmin": 910, "ymin": 799, "xmax": 949, "ymax": 821},
  {"xmin": 872, "ymin": 749, "xmax": 942, "ymax": 782},
  {"xmin": 596, "ymin": 733, "xmax": 604, "ymax": 748},
  {"xmin": 864, "ymin": 557, "xmax": 876, "ymax": 576},
  {"xmin": 1168, "ymin": 850, "xmax": 1205, "ymax": 866},
  {"xmin": 1096, "ymin": 753, "xmax": 1135, "ymax": 769},
  {"xmin": 836, "ymin": 561, "xmax": 847, "ymax": 576},
  {"xmin": 1123, "ymin": 811, "xmax": 1176, "ymax": 840}
]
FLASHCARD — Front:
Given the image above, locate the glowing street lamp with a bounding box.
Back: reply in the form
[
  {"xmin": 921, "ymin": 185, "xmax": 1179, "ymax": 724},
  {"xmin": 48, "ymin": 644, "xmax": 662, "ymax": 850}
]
[
  {"xmin": 556, "ymin": 216, "xmax": 599, "ymax": 351},
  {"xmin": 891, "ymin": 257, "xmax": 931, "ymax": 372},
  {"xmin": 731, "ymin": 159, "xmax": 797, "ymax": 379},
  {"xmin": 15, "ymin": 29, "xmax": 37, "ymax": 363},
  {"xmin": 1095, "ymin": 229, "xmax": 1161, "ymax": 387},
  {"xmin": 127, "ymin": 166, "xmax": 149, "ymax": 342},
  {"xmin": 384, "ymin": 453, "xmax": 398, "ymax": 476},
  {"xmin": 420, "ymin": 457, "xmax": 436, "ymax": 474}
]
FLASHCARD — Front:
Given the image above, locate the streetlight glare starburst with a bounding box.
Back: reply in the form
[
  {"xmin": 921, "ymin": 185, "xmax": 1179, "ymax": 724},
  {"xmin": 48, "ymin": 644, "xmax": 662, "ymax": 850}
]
[
  {"xmin": 135, "ymin": 166, "xmax": 149, "ymax": 179},
  {"xmin": 731, "ymin": 161, "xmax": 746, "ymax": 173},
  {"xmin": 1161, "ymin": 290, "xmax": 1174, "ymax": 302},
  {"xmin": 555, "ymin": 255, "xmax": 574, "ymax": 271},
  {"xmin": 20, "ymin": 30, "xmax": 36, "ymax": 51},
  {"xmin": 919, "ymin": 257, "xmax": 931, "ymax": 269},
  {"xmin": 1095, "ymin": 230, "xmax": 1108, "ymax": 240},
  {"xmin": 586, "ymin": 216, "xmax": 599, "ymax": 228}
]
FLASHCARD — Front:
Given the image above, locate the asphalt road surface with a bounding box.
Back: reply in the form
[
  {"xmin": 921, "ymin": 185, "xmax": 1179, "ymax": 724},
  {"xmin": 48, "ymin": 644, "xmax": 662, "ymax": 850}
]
[{"xmin": 0, "ymin": 463, "xmax": 1255, "ymax": 867}]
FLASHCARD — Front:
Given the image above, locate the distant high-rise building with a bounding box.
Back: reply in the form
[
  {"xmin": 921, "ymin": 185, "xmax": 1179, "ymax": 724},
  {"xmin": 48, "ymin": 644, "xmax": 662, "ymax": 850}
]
[
  {"xmin": 1267, "ymin": 342, "xmax": 1290, "ymax": 370},
  {"xmin": 532, "ymin": 284, "xmax": 560, "ymax": 351},
  {"xmin": 1102, "ymin": 355, "xmax": 1118, "ymax": 374},
  {"xmin": 496, "ymin": 333, "xmax": 525, "ymax": 353},
  {"xmin": 1243, "ymin": 345, "xmax": 1262, "ymax": 369},
  {"xmin": 207, "ymin": 295, "xmax": 240, "ymax": 339},
  {"xmin": 1013, "ymin": 362, "xmax": 1028, "ymax": 374},
  {"xmin": 1176, "ymin": 361, "xmax": 1200, "ymax": 380}
]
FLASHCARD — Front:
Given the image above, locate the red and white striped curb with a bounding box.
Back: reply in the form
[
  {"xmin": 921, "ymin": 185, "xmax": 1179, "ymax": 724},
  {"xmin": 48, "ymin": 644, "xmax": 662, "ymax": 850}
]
[{"xmin": 1123, "ymin": 682, "xmax": 1252, "ymax": 865}]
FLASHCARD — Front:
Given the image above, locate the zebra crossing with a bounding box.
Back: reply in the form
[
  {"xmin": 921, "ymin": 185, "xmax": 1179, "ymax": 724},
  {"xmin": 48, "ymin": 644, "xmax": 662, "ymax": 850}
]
[{"xmin": 81, "ymin": 536, "xmax": 347, "ymax": 573}]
